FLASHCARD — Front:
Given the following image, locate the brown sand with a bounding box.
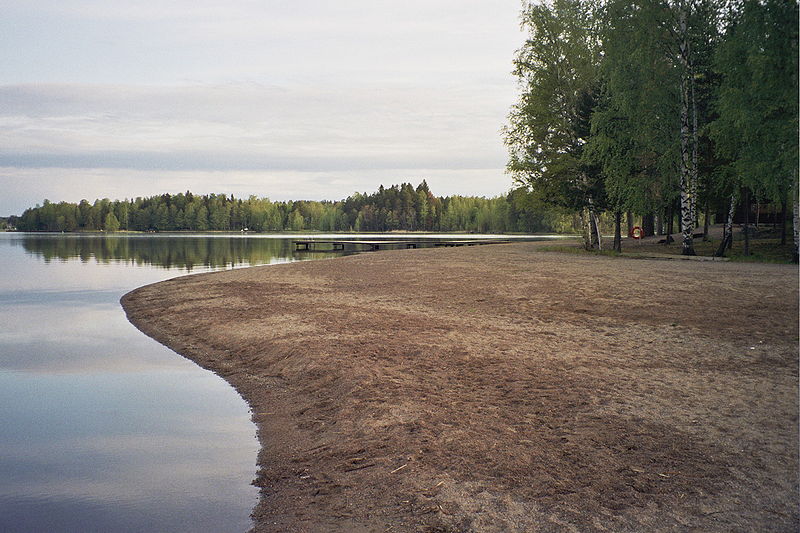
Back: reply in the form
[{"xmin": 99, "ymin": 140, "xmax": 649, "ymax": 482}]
[{"xmin": 121, "ymin": 242, "xmax": 798, "ymax": 532}]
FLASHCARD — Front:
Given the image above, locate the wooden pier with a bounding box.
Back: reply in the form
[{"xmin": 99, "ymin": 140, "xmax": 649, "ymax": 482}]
[
  {"xmin": 294, "ymin": 240, "xmax": 418, "ymax": 251},
  {"xmin": 432, "ymin": 239, "xmax": 510, "ymax": 247},
  {"xmin": 293, "ymin": 238, "xmax": 512, "ymax": 252}
]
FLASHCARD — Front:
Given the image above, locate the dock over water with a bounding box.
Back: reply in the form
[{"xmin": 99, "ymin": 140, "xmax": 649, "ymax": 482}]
[{"xmin": 293, "ymin": 238, "xmax": 511, "ymax": 252}]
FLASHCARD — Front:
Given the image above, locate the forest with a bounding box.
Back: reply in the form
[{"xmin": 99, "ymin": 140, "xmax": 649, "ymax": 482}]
[
  {"xmin": 10, "ymin": 182, "xmax": 581, "ymax": 234},
  {"xmin": 505, "ymin": 0, "xmax": 797, "ymax": 258},
  {"xmin": 9, "ymin": 0, "xmax": 797, "ymax": 256}
]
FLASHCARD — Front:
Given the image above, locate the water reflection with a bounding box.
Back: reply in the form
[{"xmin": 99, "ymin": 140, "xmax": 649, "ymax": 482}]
[
  {"xmin": 14, "ymin": 232, "xmax": 548, "ymax": 270},
  {"xmin": 17, "ymin": 233, "xmax": 300, "ymax": 270},
  {"xmin": 0, "ymin": 233, "xmax": 311, "ymax": 533},
  {"xmin": 0, "ymin": 299, "xmax": 189, "ymax": 374},
  {"xmin": 0, "ymin": 370, "xmax": 257, "ymax": 533}
]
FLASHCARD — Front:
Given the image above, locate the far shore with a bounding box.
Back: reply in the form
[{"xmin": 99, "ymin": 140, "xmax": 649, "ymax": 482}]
[
  {"xmin": 4, "ymin": 229, "xmax": 574, "ymax": 236},
  {"xmin": 121, "ymin": 241, "xmax": 798, "ymax": 532}
]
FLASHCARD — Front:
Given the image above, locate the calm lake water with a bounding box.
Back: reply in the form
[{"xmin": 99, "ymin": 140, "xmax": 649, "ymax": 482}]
[{"xmin": 0, "ymin": 232, "xmax": 547, "ymax": 533}]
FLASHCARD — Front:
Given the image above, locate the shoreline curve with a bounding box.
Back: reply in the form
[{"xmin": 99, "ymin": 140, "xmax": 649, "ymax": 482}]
[{"xmin": 121, "ymin": 243, "xmax": 798, "ymax": 532}]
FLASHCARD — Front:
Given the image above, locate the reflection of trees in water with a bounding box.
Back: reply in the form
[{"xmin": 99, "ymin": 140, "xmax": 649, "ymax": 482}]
[{"xmin": 20, "ymin": 235, "xmax": 324, "ymax": 270}]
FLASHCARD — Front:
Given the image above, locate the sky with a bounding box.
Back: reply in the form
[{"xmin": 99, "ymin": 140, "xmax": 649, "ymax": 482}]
[{"xmin": 0, "ymin": 1, "xmax": 524, "ymax": 216}]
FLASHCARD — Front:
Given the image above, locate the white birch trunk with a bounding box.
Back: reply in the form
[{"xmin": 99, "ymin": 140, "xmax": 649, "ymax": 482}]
[
  {"xmin": 581, "ymin": 208, "xmax": 592, "ymax": 250},
  {"xmin": 793, "ymin": 193, "xmax": 799, "ymax": 262},
  {"xmin": 690, "ymin": 57, "xmax": 699, "ymax": 228},
  {"xmin": 678, "ymin": 3, "xmax": 696, "ymax": 255},
  {"xmin": 593, "ymin": 211, "xmax": 603, "ymax": 250},
  {"xmin": 727, "ymin": 194, "xmax": 735, "ymax": 250}
]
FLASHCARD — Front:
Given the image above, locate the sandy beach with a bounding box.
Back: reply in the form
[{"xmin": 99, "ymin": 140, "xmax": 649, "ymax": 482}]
[{"xmin": 121, "ymin": 242, "xmax": 798, "ymax": 532}]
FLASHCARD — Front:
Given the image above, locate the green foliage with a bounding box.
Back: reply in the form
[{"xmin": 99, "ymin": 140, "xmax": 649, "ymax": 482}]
[
  {"xmin": 509, "ymin": 0, "xmax": 796, "ymax": 251},
  {"xmin": 505, "ymin": 0, "xmax": 606, "ymax": 212},
  {"xmin": 585, "ymin": 0, "xmax": 726, "ymax": 217},
  {"xmin": 104, "ymin": 212, "xmax": 120, "ymax": 232},
  {"xmin": 726, "ymin": 239, "xmax": 797, "ymax": 264},
  {"xmin": 709, "ymin": 0, "xmax": 799, "ymax": 203},
  {"xmin": 14, "ymin": 183, "xmax": 577, "ymax": 234},
  {"xmin": 585, "ymin": 0, "xmax": 682, "ymax": 214}
]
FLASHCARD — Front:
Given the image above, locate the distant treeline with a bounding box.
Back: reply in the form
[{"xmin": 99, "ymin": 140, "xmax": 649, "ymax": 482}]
[{"xmin": 13, "ymin": 182, "xmax": 580, "ymax": 234}]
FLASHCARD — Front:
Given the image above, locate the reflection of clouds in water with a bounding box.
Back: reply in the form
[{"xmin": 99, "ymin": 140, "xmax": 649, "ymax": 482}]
[
  {"xmin": 2, "ymin": 432, "xmax": 257, "ymax": 500},
  {"xmin": 2, "ymin": 491, "xmax": 253, "ymax": 533},
  {"xmin": 0, "ymin": 234, "xmax": 260, "ymax": 532},
  {"xmin": 0, "ymin": 371, "xmax": 253, "ymax": 432},
  {"xmin": 0, "ymin": 302, "xmax": 190, "ymax": 374},
  {"xmin": 0, "ymin": 381, "xmax": 258, "ymax": 500},
  {"xmin": 2, "ymin": 248, "xmax": 197, "ymax": 293},
  {"xmin": 0, "ymin": 368, "xmax": 258, "ymax": 532}
]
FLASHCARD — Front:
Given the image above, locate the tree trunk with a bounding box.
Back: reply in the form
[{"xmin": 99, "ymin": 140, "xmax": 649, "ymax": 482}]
[
  {"xmin": 715, "ymin": 195, "xmax": 735, "ymax": 257},
  {"xmin": 793, "ymin": 193, "xmax": 799, "ymax": 263},
  {"xmin": 656, "ymin": 212, "xmax": 663, "ymax": 235},
  {"xmin": 593, "ymin": 211, "xmax": 603, "ymax": 251},
  {"xmin": 587, "ymin": 196, "xmax": 601, "ymax": 250},
  {"xmin": 642, "ymin": 213, "xmax": 655, "ymax": 238},
  {"xmin": 743, "ymin": 188, "xmax": 750, "ymax": 256},
  {"xmin": 780, "ymin": 194, "xmax": 788, "ymax": 245},
  {"xmin": 581, "ymin": 208, "xmax": 592, "ymax": 250},
  {"xmin": 755, "ymin": 200, "xmax": 760, "ymax": 231},
  {"xmin": 613, "ymin": 210, "xmax": 622, "ymax": 253},
  {"xmin": 626, "ymin": 211, "xmax": 634, "ymax": 237},
  {"xmin": 702, "ymin": 198, "xmax": 710, "ymax": 241},
  {"xmin": 666, "ymin": 203, "xmax": 675, "ymax": 244},
  {"xmin": 691, "ymin": 60, "xmax": 699, "ymax": 230},
  {"xmin": 678, "ymin": 4, "xmax": 696, "ymax": 256}
]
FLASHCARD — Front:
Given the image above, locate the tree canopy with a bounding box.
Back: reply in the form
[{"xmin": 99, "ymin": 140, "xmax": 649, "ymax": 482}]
[
  {"xmin": 14, "ymin": 182, "xmax": 581, "ymax": 235},
  {"xmin": 507, "ymin": 0, "xmax": 799, "ymax": 258}
]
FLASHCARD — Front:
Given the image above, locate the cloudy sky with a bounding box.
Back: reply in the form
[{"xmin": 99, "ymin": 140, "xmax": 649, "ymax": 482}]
[{"xmin": 0, "ymin": 1, "xmax": 524, "ymax": 216}]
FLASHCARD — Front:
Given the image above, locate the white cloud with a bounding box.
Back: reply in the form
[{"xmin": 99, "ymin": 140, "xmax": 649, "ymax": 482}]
[
  {"xmin": 0, "ymin": 82, "xmax": 512, "ymax": 169},
  {"xmin": 0, "ymin": 1, "xmax": 524, "ymax": 214},
  {"xmin": 1, "ymin": 1, "xmax": 523, "ymax": 85}
]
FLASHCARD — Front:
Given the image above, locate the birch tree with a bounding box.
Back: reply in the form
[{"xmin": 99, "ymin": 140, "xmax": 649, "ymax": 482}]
[
  {"xmin": 587, "ymin": 0, "xmax": 677, "ymax": 241},
  {"xmin": 710, "ymin": 0, "xmax": 799, "ymax": 260},
  {"xmin": 586, "ymin": 0, "xmax": 722, "ymax": 255},
  {"xmin": 676, "ymin": 0, "xmax": 698, "ymax": 254},
  {"xmin": 504, "ymin": 0, "xmax": 606, "ymax": 250}
]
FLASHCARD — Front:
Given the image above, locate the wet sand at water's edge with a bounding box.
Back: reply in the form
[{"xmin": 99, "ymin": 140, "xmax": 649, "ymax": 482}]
[{"xmin": 121, "ymin": 242, "xmax": 798, "ymax": 532}]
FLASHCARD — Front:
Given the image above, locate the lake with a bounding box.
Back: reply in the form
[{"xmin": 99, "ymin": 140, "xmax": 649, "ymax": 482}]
[{"xmin": 0, "ymin": 232, "xmax": 548, "ymax": 532}]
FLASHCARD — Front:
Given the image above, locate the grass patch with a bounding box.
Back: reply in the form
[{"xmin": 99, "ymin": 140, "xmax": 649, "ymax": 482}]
[
  {"xmin": 656, "ymin": 236, "xmax": 795, "ymax": 263},
  {"xmin": 538, "ymin": 231, "xmax": 797, "ymax": 264},
  {"xmin": 727, "ymin": 239, "xmax": 797, "ymax": 263}
]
